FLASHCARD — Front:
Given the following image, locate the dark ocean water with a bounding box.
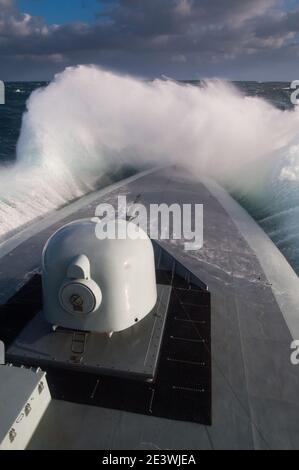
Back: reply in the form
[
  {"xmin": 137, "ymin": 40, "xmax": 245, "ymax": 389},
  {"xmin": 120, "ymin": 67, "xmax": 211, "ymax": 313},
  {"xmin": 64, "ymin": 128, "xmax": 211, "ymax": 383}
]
[
  {"xmin": 0, "ymin": 82, "xmax": 47, "ymax": 163},
  {"xmin": 234, "ymin": 81, "xmax": 293, "ymax": 110},
  {"xmin": 0, "ymin": 80, "xmax": 298, "ymax": 275}
]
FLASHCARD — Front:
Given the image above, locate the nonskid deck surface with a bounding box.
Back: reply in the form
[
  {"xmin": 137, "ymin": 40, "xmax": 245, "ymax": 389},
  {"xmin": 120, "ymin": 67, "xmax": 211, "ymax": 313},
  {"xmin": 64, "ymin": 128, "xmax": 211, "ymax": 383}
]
[{"xmin": 1, "ymin": 166, "xmax": 299, "ymax": 449}]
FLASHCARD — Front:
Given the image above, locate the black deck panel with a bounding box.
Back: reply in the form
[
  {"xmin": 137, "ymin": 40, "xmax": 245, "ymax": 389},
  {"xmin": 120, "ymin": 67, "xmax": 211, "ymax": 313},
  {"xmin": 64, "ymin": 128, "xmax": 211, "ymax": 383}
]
[
  {"xmin": 0, "ymin": 274, "xmax": 42, "ymax": 346},
  {"xmin": 45, "ymin": 281, "xmax": 212, "ymax": 425}
]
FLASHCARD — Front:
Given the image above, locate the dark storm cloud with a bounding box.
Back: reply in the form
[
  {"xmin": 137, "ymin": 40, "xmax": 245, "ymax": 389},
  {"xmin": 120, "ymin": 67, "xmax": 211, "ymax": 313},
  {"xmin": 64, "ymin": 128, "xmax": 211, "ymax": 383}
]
[{"xmin": 0, "ymin": 0, "xmax": 299, "ymax": 80}]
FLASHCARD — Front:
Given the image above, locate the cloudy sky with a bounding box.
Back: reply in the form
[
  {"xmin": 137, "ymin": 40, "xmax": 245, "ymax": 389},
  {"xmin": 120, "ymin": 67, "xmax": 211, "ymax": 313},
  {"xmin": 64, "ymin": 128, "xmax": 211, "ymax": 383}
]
[{"xmin": 1, "ymin": 0, "xmax": 299, "ymax": 80}]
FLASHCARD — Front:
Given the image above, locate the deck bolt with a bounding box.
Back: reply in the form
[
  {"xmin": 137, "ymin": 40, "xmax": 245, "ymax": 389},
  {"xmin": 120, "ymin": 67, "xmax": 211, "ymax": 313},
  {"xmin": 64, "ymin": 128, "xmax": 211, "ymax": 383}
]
[
  {"xmin": 9, "ymin": 428, "xmax": 17, "ymax": 443},
  {"xmin": 38, "ymin": 381, "xmax": 44, "ymax": 394},
  {"xmin": 25, "ymin": 403, "xmax": 31, "ymax": 416}
]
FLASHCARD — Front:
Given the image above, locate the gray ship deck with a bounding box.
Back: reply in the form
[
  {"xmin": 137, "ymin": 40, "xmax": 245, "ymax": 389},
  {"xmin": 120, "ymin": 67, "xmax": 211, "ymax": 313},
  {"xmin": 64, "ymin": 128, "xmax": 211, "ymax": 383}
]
[{"xmin": 1, "ymin": 166, "xmax": 299, "ymax": 450}]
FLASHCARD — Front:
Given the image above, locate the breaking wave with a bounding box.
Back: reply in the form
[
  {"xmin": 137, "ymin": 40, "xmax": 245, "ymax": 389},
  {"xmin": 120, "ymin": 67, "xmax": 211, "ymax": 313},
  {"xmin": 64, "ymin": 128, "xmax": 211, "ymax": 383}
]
[{"xmin": 1, "ymin": 65, "xmax": 299, "ymax": 271}]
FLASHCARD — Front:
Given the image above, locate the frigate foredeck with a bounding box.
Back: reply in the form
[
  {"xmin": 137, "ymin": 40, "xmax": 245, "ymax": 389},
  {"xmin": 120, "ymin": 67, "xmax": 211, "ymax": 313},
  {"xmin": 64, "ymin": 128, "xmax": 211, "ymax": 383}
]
[{"xmin": 1, "ymin": 166, "xmax": 299, "ymax": 450}]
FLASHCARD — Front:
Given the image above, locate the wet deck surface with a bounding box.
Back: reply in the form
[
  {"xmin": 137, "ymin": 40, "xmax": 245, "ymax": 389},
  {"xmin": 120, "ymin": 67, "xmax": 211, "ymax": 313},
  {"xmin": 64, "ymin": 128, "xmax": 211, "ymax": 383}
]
[{"xmin": 1, "ymin": 166, "xmax": 299, "ymax": 449}]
